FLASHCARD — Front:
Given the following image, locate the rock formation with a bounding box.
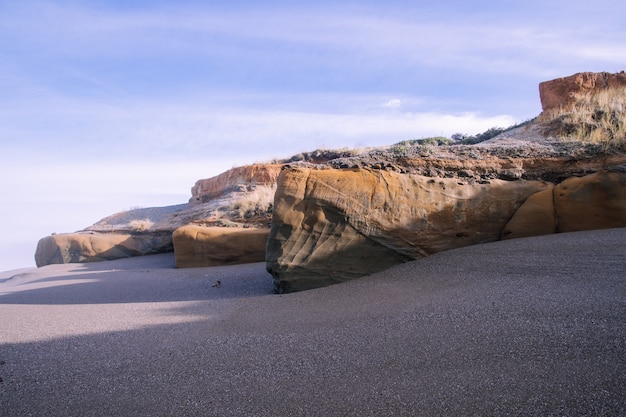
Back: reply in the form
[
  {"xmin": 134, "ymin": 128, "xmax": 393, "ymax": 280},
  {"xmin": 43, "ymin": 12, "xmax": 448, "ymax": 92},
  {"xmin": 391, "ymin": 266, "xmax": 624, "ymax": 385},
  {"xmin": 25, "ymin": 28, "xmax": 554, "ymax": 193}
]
[
  {"xmin": 266, "ymin": 167, "xmax": 549, "ymax": 293},
  {"xmin": 35, "ymin": 232, "xmax": 173, "ymax": 267},
  {"xmin": 539, "ymin": 71, "xmax": 626, "ymax": 112},
  {"xmin": 502, "ymin": 171, "xmax": 626, "ymax": 239},
  {"xmin": 35, "ymin": 164, "xmax": 280, "ymax": 267},
  {"xmin": 190, "ymin": 164, "xmax": 282, "ymax": 203},
  {"xmin": 35, "ymin": 71, "xmax": 626, "ymax": 281},
  {"xmin": 267, "ymin": 166, "xmax": 626, "ymax": 293},
  {"xmin": 173, "ymin": 225, "xmax": 269, "ymax": 268}
]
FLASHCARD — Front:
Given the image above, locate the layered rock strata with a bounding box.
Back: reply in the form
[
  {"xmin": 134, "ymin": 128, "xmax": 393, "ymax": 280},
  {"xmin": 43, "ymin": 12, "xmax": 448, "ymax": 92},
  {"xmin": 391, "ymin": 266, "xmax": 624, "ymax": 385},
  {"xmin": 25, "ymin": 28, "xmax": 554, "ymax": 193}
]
[
  {"xmin": 267, "ymin": 165, "xmax": 626, "ymax": 293},
  {"xmin": 266, "ymin": 167, "xmax": 548, "ymax": 293},
  {"xmin": 190, "ymin": 164, "xmax": 282, "ymax": 204}
]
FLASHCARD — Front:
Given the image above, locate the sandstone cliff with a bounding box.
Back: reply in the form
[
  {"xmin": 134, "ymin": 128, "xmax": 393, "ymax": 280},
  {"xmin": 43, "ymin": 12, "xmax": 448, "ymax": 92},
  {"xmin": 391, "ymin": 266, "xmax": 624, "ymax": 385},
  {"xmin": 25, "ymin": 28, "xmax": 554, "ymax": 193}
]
[
  {"xmin": 266, "ymin": 167, "xmax": 548, "ymax": 293},
  {"xmin": 266, "ymin": 163, "xmax": 626, "ymax": 293},
  {"xmin": 190, "ymin": 164, "xmax": 282, "ymax": 204},
  {"xmin": 35, "ymin": 71, "xmax": 626, "ymax": 280},
  {"xmin": 539, "ymin": 71, "xmax": 626, "ymax": 112}
]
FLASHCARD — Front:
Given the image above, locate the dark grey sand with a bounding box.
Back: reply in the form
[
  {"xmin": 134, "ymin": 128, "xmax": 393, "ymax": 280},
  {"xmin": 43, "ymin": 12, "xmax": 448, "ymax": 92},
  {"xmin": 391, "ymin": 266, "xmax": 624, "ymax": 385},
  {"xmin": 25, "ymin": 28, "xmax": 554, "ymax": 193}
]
[{"xmin": 1, "ymin": 229, "xmax": 625, "ymax": 416}]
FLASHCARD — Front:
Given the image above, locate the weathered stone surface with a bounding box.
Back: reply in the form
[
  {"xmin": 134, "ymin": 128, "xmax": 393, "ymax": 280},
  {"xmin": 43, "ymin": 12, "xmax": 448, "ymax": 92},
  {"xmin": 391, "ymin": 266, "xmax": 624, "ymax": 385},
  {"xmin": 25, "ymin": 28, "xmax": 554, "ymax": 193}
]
[
  {"xmin": 502, "ymin": 171, "xmax": 626, "ymax": 239},
  {"xmin": 190, "ymin": 164, "xmax": 282, "ymax": 204},
  {"xmin": 555, "ymin": 172, "xmax": 626, "ymax": 232},
  {"xmin": 266, "ymin": 167, "xmax": 548, "ymax": 293},
  {"xmin": 501, "ymin": 186, "xmax": 556, "ymax": 240},
  {"xmin": 539, "ymin": 71, "xmax": 626, "ymax": 112},
  {"xmin": 173, "ymin": 225, "xmax": 269, "ymax": 268},
  {"xmin": 35, "ymin": 232, "xmax": 173, "ymax": 267}
]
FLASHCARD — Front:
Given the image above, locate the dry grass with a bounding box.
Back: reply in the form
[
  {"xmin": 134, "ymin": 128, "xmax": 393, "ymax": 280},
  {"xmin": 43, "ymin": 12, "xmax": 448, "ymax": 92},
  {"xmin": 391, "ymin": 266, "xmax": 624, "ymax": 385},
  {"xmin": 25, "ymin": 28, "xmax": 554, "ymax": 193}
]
[
  {"xmin": 128, "ymin": 219, "xmax": 154, "ymax": 231},
  {"xmin": 540, "ymin": 86, "xmax": 626, "ymax": 150},
  {"xmin": 229, "ymin": 185, "xmax": 276, "ymax": 219}
]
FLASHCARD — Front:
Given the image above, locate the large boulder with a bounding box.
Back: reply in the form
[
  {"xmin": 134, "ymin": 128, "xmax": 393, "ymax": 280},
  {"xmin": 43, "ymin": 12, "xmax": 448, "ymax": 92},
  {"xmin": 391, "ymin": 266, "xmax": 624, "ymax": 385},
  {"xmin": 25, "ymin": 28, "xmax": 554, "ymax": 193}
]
[
  {"xmin": 35, "ymin": 232, "xmax": 173, "ymax": 267},
  {"xmin": 173, "ymin": 225, "xmax": 269, "ymax": 268},
  {"xmin": 539, "ymin": 71, "xmax": 626, "ymax": 112},
  {"xmin": 266, "ymin": 167, "xmax": 548, "ymax": 293}
]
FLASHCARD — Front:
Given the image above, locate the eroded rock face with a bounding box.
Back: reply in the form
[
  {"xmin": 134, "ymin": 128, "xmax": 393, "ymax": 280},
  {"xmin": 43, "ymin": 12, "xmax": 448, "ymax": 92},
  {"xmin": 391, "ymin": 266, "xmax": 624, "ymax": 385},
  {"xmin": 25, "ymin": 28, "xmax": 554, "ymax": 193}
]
[
  {"xmin": 266, "ymin": 167, "xmax": 548, "ymax": 293},
  {"xmin": 190, "ymin": 164, "xmax": 282, "ymax": 204},
  {"xmin": 502, "ymin": 171, "xmax": 626, "ymax": 239},
  {"xmin": 555, "ymin": 171, "xmax": 626, "ymax": 232},
  {"xmin": 35, "ymin": 232, "xmax": 173, "ymax": 267},
  {"xmin": 173, "ymin": 225, "xmax": 269, "ymax": 268},
  {"xmin": 501, "ymin": 186, "xmax": 557, "ymax": 239},
  {"xmin": 539, "ymin": 71, "xmax": 626, "ymax": 112}
]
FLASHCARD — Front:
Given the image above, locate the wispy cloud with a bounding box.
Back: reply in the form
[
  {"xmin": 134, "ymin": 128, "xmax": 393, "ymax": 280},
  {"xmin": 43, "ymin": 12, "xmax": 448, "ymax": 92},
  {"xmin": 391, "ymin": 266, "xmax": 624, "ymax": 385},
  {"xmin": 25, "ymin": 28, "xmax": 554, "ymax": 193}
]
[{"xmin": 3, "ymin": 2, "xmax": 624, "ymax": 80}]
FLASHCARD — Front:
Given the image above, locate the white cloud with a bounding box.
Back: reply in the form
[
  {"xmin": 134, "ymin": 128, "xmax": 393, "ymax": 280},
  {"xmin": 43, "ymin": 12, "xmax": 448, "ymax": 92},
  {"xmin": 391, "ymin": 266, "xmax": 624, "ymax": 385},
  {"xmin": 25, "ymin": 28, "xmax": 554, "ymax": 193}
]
[{"xmin": 383, "ymin": 98, "xmax": 402, "ymax": 109}]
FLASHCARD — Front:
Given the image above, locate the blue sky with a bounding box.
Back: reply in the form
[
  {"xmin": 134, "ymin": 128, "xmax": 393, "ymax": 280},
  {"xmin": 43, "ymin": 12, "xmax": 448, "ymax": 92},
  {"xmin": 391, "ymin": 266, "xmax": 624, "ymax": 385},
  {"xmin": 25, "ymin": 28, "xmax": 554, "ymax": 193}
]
[{"xmin": 1, "ymin": 0, "xmax": 624, "ymax": 271}]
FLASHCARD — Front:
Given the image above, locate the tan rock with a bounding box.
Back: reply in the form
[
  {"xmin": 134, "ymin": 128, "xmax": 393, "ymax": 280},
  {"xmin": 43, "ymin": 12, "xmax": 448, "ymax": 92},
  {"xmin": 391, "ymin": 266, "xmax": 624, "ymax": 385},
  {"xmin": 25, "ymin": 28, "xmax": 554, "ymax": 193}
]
[
  {"xmin": 539, "ymin": 71, "xmax": 626, "ymax": 112},
  {"xmin": 190, "ymin": 164, "xmax": 282, "ymax": 204},
  {"xmin": 555, "ymin": 172, "xmax": 626, "ymax": 232},
  {"xmin": 35, "ymin": 232, "xmax": 173, "ymax": 267},
  {"xmin": 501, "ymin": 186, "xmax": 556, "ymax": 239},
  {"xmin": 266, "ymin": 167, "xmax": 548, "ymax": 292},
  {"xmin": 173, "ymin": 225, "xmax": 269, "ymax": 268}
]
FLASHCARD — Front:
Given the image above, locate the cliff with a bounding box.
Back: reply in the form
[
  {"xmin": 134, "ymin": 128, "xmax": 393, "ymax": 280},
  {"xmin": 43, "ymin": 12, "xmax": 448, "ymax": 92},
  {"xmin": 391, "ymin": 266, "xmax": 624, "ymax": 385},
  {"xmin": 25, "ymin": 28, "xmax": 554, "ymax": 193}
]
[
  {"xmin": 265, "ymin": 161, "xmax": 626, "ymax": 293},
  {"xmin": 539, "ymin": 71, "xmax": 626, "ymax": 112},
  {"xmin": 190, "ymin": 164, "xmax": 282, "ymax": 204},
  {"xmin": 35, "ymin": 71, "xmax": 626, "ymax": 278}
]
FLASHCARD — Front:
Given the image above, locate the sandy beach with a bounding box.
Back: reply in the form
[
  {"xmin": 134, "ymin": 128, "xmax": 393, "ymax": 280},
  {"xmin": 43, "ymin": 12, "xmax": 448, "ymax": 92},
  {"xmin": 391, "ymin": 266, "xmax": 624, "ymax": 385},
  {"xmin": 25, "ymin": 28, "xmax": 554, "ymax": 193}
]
[{"xmin": 1, "ymin": 228, "xmax": 625, "ymax": 416}]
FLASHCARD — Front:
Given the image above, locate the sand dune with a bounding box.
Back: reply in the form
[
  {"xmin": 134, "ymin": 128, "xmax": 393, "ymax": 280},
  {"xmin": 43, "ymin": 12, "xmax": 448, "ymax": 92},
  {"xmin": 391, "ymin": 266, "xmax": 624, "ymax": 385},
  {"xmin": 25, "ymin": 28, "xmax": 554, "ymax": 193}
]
[{"xmin": 1, "ymin": 228, "xmax": 625, "ymax": 416}]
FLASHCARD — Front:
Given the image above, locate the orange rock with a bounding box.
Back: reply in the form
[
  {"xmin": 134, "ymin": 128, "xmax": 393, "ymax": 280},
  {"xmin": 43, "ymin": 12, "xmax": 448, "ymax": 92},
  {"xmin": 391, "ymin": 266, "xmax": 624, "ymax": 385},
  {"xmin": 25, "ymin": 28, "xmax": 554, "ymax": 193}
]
[
  {"xmin": 555, "ymin": 172, "xmax": 626, "ymax": 232},
  {"xmin": 190, "ymin": 164, "xmax": 282, "ymax": 204},
  {"xmin": 501, "ymin": 186, "xmax": 556, "ymax": 239},
  {"xmin": 539, "ymin": 71, "xmax": 626, "ymax": 112},
  {"xmin": 266, "ymin": 167, "xmax": 548, "ymax": 292}
]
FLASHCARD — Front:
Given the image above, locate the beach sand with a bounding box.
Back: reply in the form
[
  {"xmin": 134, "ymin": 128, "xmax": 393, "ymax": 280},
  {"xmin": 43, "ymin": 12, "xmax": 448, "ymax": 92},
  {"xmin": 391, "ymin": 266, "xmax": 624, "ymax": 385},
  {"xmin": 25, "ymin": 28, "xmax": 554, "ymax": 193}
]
[{"xmin": 1, "ymin": 228, "xmax": 625, "ymax": 416}]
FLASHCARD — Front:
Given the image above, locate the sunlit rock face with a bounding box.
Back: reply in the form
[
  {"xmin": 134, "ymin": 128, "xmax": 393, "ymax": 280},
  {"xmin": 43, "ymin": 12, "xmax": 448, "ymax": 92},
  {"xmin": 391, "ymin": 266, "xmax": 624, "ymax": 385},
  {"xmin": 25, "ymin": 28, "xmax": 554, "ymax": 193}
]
[
  {"xmin": 266, "ymin": 167, "xmax": 548, "ymax": 293},
  {"xmin": 190, "ymin": 164, "xmax": 282, "ymax": 204},
  {"xmin": 503, "ymin": 171, "xmax": 626, "ymax": 239},
  {"xmin": 539, "ymin": 71, "xmax": 626, "ymax": 112}
]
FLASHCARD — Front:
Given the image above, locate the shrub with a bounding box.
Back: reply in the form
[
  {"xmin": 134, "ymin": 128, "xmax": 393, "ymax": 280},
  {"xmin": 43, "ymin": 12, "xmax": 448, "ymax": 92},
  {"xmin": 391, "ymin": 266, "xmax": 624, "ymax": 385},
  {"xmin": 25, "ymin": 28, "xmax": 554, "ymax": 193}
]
[
  {"xmin": 229, "ymin": 185, "xmax": 275, "ymax": 218},
  {"xmin": 452, "ymin": 127, "xmax": 507, "ymax": 145},
  {"xmin": 128, "ymin": 219, "xmax": 154, "ymax": 231}
]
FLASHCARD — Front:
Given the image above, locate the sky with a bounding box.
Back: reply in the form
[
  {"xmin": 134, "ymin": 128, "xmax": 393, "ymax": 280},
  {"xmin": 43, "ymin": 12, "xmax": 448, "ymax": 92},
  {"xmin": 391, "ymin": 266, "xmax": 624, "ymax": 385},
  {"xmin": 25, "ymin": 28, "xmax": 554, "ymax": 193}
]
[{"xmin": 0, "ymin": 0, "xmax": 624, "ymax": 271}]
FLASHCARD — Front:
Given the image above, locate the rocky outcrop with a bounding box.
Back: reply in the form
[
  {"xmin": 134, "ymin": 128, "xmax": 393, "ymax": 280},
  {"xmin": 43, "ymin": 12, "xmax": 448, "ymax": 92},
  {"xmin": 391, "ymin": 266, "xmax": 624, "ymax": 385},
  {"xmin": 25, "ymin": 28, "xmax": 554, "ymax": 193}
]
[
  {"xmin": 266, "ymin": 167, "xmax": 548, "ymax": 293},
  {"xmin": 556, "ymin": 171, "xmax": 626, "ymax": 231},
  {"xmin": 190, "ymin": 164, "xmax": 282, "ymax": 204},
  {"xmin": 539, "ymin": 71, "xmax": 626, "ymax": 112},
  {"xmin": 34, "ymin": 163, "xmax": 280, "ymax": 267},
  {"xmin": 504, "ymin": 171, "xmax": 626, "ymax": 239},
  {"xmin": 35, "ymin": 232, "xmax": 173, "ymax": 267},
  {"xmin": 173, "ymin": 225, "xmax": 269, "ymax": 268},
  {"xmin": 500, "ymin": 186, "xmax": 556, "ymax": 239}
]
